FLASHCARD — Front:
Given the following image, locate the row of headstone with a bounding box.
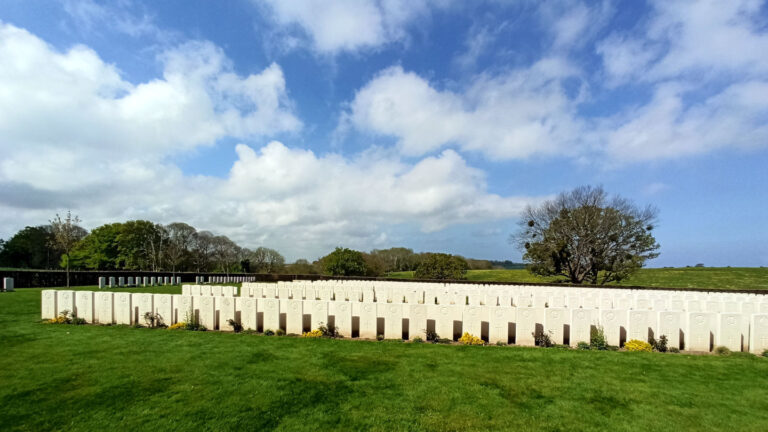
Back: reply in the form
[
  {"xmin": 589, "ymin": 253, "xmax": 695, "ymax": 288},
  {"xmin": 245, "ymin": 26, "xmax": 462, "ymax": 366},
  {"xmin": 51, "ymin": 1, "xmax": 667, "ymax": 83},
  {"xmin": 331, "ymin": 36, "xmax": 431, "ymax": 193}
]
[
  {"xmin": 181, "ymin": 285, "xmax": 238, "ymax": 297},
  {"xmin": 198, "ymin": 276, "xmax": 258, "ymax": 284},
  {"xmin": 238, "ymin": 281, "xmax": 768, "ymax": 315},
  {"xmin": 97, "ymin": 276, "xmax": 182, "ymax": 289},
  {"xmin": 40, "ymin": 290, "xmax": 768, "ymax": 354},
  {"xmin": 2, "ymin": 277, "xmax": 13, "ymax": 292}
]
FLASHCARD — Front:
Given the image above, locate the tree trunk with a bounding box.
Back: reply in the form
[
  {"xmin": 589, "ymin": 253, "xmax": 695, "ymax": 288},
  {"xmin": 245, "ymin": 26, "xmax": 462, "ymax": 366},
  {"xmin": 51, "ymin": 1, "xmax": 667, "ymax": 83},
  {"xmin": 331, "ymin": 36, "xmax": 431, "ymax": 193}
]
[{"xmin": 66, "ymin": 253, "xmax": 70, "ymax": 288}]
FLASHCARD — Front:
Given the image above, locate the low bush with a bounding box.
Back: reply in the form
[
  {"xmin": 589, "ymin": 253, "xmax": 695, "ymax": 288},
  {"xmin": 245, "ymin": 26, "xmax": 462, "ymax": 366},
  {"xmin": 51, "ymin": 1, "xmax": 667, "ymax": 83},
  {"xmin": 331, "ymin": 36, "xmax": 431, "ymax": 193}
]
[
  {"xmin": 653, "ymin": 335, "xmax": 668, "ymax": 352},
  {"xmin": 714, "ymin": 346, "xmax": 731, "ymax": 356},
  {"xmin": 302, "ymin": 329, "xmax": 323, "ymax": 338},
  {"xmin": 264, "ymin": 329, "xmax": 275, "ymax": 336},
  {"xmin": 426, "ymin": 330, "xmax": 439, "ymax": 342},
  {"xmin": 412, "ymin": 337, "xmax": 423, "ymax": 343},
  {"xmin": 47, "ymin": 310, "xmax": 85, "ymax": 325},
  {"xmin": 319, "ymin": 322, "xmax": 340, "ymax": 338},
  {"xmin": 577, "ymin": 342, "xmax": 590, "ymax": 350},
  {"xmin": 625, "ymin": 339, "xmax": 652, "ymax": 352},
  {"xmin": 227, "ymin": 319, "xmax": 243, "ymax": 333},
  {"xmin": 143, "ymin": 312, "xmax": 166, "ymax": 328},
  {"xmin": 535, "ymin": 330, "xmax": 554, "ymax": 348},
  {"xmin": 495, "ymin": 341, "xmax": 506, "ymax": 347},
  {"xmin": 458, "ymin": 332, "xmax": 484, "ymax": 346},
  {"xmin": 763, "ymin": 349, "xmax": 768, "ymax": 358},
  {"xmin": 669, "ymin": 347, "xmax": 680, "ymax": 353},
  {"xmin": 182, "ymin": 310, "xmax": 206, "ymax": 331},
  {"xmin": 168, "ymin": 322, "xmax": 186, "ymax": 330},
  {"xmin": 275, "ymin": 329, "xmax": 285, "ymax": 336},
  {"xmin": 590, "ymin": 326, "xmax": 608, "ymax": 350}
]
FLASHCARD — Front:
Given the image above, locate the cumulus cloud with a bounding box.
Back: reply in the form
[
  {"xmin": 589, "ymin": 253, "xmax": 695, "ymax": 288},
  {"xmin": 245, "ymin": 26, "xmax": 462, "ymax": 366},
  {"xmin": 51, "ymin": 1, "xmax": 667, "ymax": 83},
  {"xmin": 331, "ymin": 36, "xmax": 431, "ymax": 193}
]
[
  {"xmin": 258, "ymin": 0, "xmax": 447, "ymax": 54},
  {"xmin": 345, "ymin": 62, "xmax": 584, "ymax": 160}
]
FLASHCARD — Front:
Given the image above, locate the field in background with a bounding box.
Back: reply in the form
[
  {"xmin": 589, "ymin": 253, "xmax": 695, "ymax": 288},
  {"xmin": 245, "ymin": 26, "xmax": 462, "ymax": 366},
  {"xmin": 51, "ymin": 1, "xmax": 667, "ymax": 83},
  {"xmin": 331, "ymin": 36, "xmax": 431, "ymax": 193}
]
[
  {"xmin": 387, "ymin": 267, "xmax": 768, "ymax": 291},
  {"xmin": 2, "ymin": 286, "xmax": 768, "ymax": 431}
]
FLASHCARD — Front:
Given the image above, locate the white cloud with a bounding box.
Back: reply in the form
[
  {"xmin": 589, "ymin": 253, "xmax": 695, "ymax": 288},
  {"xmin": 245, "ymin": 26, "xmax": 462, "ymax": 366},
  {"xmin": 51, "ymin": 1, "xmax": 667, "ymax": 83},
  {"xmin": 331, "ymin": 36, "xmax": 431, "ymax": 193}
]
[
  {"xmin": 259, "ymin": 0, "xmax": 446, "ymax": 54},
  {"xmin": 346, "ymin": 62, "xmax": 584, "ymax": 160}
]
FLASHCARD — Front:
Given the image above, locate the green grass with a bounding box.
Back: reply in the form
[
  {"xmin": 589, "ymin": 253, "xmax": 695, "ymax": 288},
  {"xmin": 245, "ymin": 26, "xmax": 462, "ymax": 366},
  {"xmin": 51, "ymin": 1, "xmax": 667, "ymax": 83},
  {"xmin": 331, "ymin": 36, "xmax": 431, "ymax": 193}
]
[
  {"xmin": 387, "ymin": 267, "xmax": 768, "ymax": 291},
  {"xmin": 2, "ymin": 286, "xmax": 768, "ymax": 430}
]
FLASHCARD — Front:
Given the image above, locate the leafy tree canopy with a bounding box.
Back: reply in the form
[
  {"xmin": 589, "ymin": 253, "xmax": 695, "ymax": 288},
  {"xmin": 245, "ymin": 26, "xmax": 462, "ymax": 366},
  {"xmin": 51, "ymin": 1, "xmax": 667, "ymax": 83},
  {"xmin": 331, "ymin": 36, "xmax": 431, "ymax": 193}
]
[
  {"xmin": 321, "ymin": 247, "xmax": 367, "ymax": 276},
  {"xmin": 414, "ymin": 253, "xmax": 469, "ymax": 280}
]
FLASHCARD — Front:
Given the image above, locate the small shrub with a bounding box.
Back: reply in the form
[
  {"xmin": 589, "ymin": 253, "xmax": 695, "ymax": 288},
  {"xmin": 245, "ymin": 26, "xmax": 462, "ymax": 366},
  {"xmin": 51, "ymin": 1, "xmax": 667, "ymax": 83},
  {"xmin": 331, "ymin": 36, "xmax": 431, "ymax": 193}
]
[
  {"xmin": 412, "ymin": 337, "xmax": 423, "ymax": 343},
  {"xmin": 376, "ymin": 334, "xmax": 384, "ymax": 341},
  {"xmin": 762, "ymin": 349, "xmax": 768, "ymax": 358},
  {"xmin": 669, "ymin": 347, "xmax": 680, "ymax": 353},
  {"xmin": 301, "ymin": 329, "xmax": 323, "ymax": 338},
  {"xmin": 143, "ymin": 312, "xmax": 166, "ymax": 328},
  {"xmin": 318, "ymin": 322, "xmax": 340, "ymax": 338},
  {"xmin": 47, "ymin": 310, "xmax": 72, "ymax": 324},
  {"xmin": 264, "ymin": 329, "xmax": 275, "ymax": 336},
  {"xmin": 495, "ymin": 341, "xmax": 507, "ymax": 347},
  {"xmin": 625, "ymin": 339, "xmax": 652, "ymax": 352},
  {"xmin": 714, "ymin": 346, "xmax": 731, "ymax": 356},
  {"xmin": 458, "ymin": 332, "xmax": 484, "ymax": 346},
  {"xmin": 275, "ymin": 329, "xmax": 285, "ymax": 336},
  {"xmin": 590, "ymin": 326, "xmax": 608, "ymax": 350},
  {"xmin": 168, "ymin": 322, "xmax": 186, "ymax": 330},
  {"xmin": 227, "ymin": 318, "xmax": 243, "ymax": 333},
  {"xmin": 577, "ymin": 341, "xmax": 590, "ymax": 350},
  {"xmin": 534, "ymin": 330, "xmax": 554, "ymax": 348},
  {"xmin": 654, "ymin": 335, "xmax": 668, "ymax": 353},
  {"xmin": 182, "ymin": 310, "xmax": 206, "ymax": 331},
  {"xmin": 426, "ymin": 330, "xmax": 439, "ymax": 342}
]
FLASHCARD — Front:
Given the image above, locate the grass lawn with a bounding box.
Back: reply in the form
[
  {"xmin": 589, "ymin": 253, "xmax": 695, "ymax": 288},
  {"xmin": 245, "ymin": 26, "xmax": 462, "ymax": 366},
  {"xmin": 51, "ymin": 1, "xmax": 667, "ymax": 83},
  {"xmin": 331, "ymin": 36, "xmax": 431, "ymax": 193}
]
[
  {"xmin": 387, "ymin": 267, "xmax": 768, "ymax": 291},
  {"xmin": 2, "ymin": 286, "xmax": 768, "ymax": 431}
]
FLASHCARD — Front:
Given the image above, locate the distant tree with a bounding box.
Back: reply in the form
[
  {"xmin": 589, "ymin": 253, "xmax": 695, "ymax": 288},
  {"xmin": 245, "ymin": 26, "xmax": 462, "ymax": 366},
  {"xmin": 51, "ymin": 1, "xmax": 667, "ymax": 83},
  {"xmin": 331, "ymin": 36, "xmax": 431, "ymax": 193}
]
[
  {"xmin": 414, "ymin": 253, "xmax": 469, "ymax": 280},
  {"xmin": 68, "ymin": 223, "xmax": 123, "ymax": 270},
  {"xmin": 321, "ymin": 247, "xmax": 367, "ymax": 276},
  {"xmin": 285, "ymin": 258, "xmax": 321, "ymax": 275},
  {"xmin": 191, "ymin": 230, "xmax": 215, "ymax": 272},
  {"xmin": 369, "ymin": 247, "xmax": 421, "ymax": 272},
  {"xmin": 694, "ymin": 263, "xmax": 705, "ymax": 268},
  {"xmin": 362, "ymin": 252, "xmax": 386, "ymax": 277},
  {"xmin": 464, "ymin": 258, "xmax": 494, "ymax": 270},
  {"xmin": 164, "ymin": 222, "xmax": 197, "ymax": 276},
  {"xmin": 248, "ymin": 247, "xmax": 286, "ymax": 273},
  {"xmin": 511, "ymin": 185, "xmax": 660, "ymax": 284},
  {"xmin": 116, "ymin": 220, "xmax": 165, "ymax": 271},
  {"xmin": 211, "ymin": 235, "xmax": 240, "ymax": 276},
  {"xmin": 49, "ymin": 211, "xmax": 87, "ymax": 288},
  {"xmin": 0, "ymin": 225, "xmax": 60, "ymax": 269}
]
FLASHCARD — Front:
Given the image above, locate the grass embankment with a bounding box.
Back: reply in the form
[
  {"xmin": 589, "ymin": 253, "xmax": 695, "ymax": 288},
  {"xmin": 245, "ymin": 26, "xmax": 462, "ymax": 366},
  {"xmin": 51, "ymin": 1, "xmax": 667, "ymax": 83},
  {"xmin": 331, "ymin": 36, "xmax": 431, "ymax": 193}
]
[
  {"xmin": 388, "ymin": 267, "xmax": 768, "ymax": 291},
  {"xmin": 2, "ymin": 286, "xmax": 768, "ymax": 430}
]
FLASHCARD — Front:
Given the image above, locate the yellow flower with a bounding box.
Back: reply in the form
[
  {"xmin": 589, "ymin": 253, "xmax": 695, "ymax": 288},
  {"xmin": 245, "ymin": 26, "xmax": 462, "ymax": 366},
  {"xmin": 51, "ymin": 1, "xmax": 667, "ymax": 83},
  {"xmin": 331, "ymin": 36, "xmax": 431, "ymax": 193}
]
[
  {"xmin": 301, "ymin": 329, "xmax": 323, "ymax": 338},
  {"xmin": 168, "ymin": 322, "xmax": 186, "ymax": 330},
  {"xmin": 624, "ymin": 339, "xmax": 652, "ymax": 352},
  {"xmin": 459, "ymin": 332, "xmax": 484, "ymax": 345}
]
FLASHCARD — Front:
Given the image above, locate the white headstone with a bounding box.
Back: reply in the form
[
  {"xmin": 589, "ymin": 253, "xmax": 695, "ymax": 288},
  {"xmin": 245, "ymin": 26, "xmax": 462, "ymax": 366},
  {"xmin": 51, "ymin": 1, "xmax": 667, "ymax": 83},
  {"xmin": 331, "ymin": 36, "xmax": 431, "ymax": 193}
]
[
  {"xmin": 687, "ymin": 312, "xmax": 715, "ymax": 352},
  {"xmin": 545, "ymin": 308, "xmax": 568, "ymax": 345},
  {"xmin": 515, "ymin": 307, "xmax": 537, "ymax": 346},
  {"xmin": 285, "ymin": 299, "xmax": 303, "ymax": 334},
  {"xmin": 113, "ymin": 292, "xmax": 132, "ymax": 324},
  {"xmin": 98, "ymin": 277, "xmax": 106, "ymax": 290},
  {"xmin": 462, "ymin": 306, "xmax": 483, "ymax": 337},
  {"xmin": 379, "ymin": 303, "xmax": 402, "ymax": 339},
  {"xmin": 308, "ymin": 300, "xmax": 329, "ymax": 330},
  {"xmin": 56, "ymin": 290, "xmax": 75, "ymax": 317},
  {"xmin": 73, "ymin": 291, "xmax": 94, "ymax": 323},
  {"xmin": 488, "ymin": 306, "xmax": 515, "ymax": 344},
  {"xmin": 333, "ymin": 301, "xmax": 353, "ymax": 337},
  {"xmin": 359, "ymin": 302, "xmax": 378, "ymax": 339},
  {"xmin": 218, "ymin": 296, "xmax": 236, "ymax": 331},
  {"xmin": 164, "ymin": 277, "xmax": 170, "ymax": 285},
  {"xmin": 570, "ymin": 309, "xmax": 592, "ymax": 347},
  {"xmin": 127, "ymin": 277, "xmax": 134, "ymax": 286},
  {"xmin": 238, "ymin": 297, "xmax": 258, "ymax": 330},
  {"xmin": 118, "ymin": 277, "xmax": 125, "ymax": 287},
  {"xmin": 600, "ymin": 309, "xmax": 626, "ymax": 347},
  {"xmin": 176, "ymin": 277, "xmax": 182, "ymax": 285},
  {"xmin": 200, "ymin": 285, "xmax": 212, "ymax": 296},
  {"xmin": 628, "ymin": 310, "xmax": 652, "ymax": 342},
  {"xmin": 2, "ymin": 277, "xmax": 13, "ymax": 292},
  {"xmin": 41, "ymin": 290, "xmax": 57, "ymax": 319},
  {"xmin": 94, "ymin": 291, "xmax": 114, "ymax": 324},
  {"xmin": 134, "ymin": 293, "xmax": 154, "ymax": 326},
  {"xmin": 150, "ymin": 277, "xmax": 157, "ymax": 286},
  {"xmin": 261, "ymin": 298, "xmax": 280, "ymax": 332},
  {"xmin": 109, "ymin": 277, "xmax": 116, "ymax": 288},
  {"xmin": 196, "ymin": 296, "xmax": 216, "ymax": 330},
  {"xmin": 173, "ymin": 295, "xmax": 193, "ymax": 324},
  {"xmin": 154, "ymin": 294, "xmax": 173, "ymax": 327},
  {"xmin": 222, "ymin": 286, "xmax": 234, "ymax": 297},
  {"xmin": 749, "ymin": 314, "xmax": 768, "ymax": 355},
  {"xmin": 429, "ymin": 304, "xmax": 461, "ymax": 341},
  {"xmin": 142, "ymin": 277, "xmax": 149, "ymax": 287},
  {"xmin": 408, "ymin": 304, "xmax": 428, "ymax": 340},
  {"xmin": 658, "ymin": 311, "xmax": 682, "ymax": 350},
  {"xmin": 718, "ymin": 313, "xmax": 744, "ymax": 352}
]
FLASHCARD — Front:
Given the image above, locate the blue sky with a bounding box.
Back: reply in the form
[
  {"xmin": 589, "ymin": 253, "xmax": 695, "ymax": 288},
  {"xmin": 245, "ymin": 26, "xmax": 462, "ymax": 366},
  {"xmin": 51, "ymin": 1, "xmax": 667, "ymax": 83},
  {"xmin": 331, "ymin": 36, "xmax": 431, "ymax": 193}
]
[{"xmin": 0, "ymin": 0, "xmax": 766, "ymax": 266}]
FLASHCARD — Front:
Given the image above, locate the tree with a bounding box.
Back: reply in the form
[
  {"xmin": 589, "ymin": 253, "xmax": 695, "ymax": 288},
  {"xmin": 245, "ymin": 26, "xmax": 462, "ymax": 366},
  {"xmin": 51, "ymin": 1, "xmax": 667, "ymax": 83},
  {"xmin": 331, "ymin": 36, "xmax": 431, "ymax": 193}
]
[
  {"xmin": 68, "ymin": 223, "xmax": 123, "ymax": 270},
  {"xmin": 49, "ymin": 211, "xmax": 87, "ymax": 288},
  {"xmin": 0, "ymin": 225, "xmax": 60, "ymax": 269},
  {"xmin": 211, "ymin": 235, "xmax": 240, "ymax": 276},
  {"xmin": 414, "ymin": 253, "xmax": 469, "ymax": 280},
  {"xmin": 321, "ymin": 247, "xmax": 367, "ymax": 276},
  {"xmin": 117, "ymin": 220, "xmax": 162, "ymax": 270},
  {"xmin": 285, "ymin": 259, "xmax": 321, "ymax": 275},
  {"xmin": 512, "ymin": 185, "xmax": 660, "ymax": 284},
  {"xmin": 191, "ymin": 230, "xmax": 215, "ymax": 272},
  {"xmin": 248, "ymin": 247, "xmax": 286, "ymax": 273},
  {"xmin": 369, "ymin": 247, "xmax": 420, "ymax": 272},
  {"xmin": 164, "ymin": 222, "xmax": 197, "ymax": 276}
]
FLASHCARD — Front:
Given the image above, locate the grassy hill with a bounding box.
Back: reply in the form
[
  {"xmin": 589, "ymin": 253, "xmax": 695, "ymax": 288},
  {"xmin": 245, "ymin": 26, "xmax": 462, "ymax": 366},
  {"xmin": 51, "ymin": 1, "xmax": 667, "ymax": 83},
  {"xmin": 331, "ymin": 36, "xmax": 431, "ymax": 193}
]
[
  {"xmin": 387, "ymin": 267, "xmax": 768, "ymax": 291},
  {"xmin": 2, "ymin": 285, "xmax": 768, "ymax": 430}
]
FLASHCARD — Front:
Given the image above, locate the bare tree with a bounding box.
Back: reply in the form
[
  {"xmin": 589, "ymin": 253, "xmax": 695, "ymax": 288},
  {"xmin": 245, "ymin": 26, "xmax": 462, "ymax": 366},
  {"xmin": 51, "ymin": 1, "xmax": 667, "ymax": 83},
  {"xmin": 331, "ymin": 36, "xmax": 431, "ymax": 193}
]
[
  {"xmin": 249, "ymin": 247, "xmax": 286, "ymax": 273},
  {"xmin": 191, "ymin": 231, "xmax": 214, "ymax": 272},
  {"xmin": 211, "ymin": 235, "xmax": 240, "ymax": 276},
  {"xmin": 164, "ymin": 222, "xmax": 196, "ymax": 276},
  {"xmin": 49, "ymin": 211, "xmax": 87, "ymax": 287}
]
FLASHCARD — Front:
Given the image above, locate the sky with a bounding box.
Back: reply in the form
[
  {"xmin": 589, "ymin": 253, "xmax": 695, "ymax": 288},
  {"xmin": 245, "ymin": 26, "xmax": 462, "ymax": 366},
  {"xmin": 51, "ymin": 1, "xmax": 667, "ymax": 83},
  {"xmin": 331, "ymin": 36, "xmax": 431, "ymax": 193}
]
[{"xmin": 0, "ymin": 0, "xmax": 766, "ymax": 267}]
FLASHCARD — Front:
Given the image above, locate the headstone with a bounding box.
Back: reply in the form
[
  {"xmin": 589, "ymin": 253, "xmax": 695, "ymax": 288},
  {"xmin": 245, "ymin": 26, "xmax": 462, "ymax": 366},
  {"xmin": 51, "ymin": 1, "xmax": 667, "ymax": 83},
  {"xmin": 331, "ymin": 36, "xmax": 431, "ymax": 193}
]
[
  {"xmin": 628, "ymin": 310, "xmax": 652, "ymax": 342},
  {"xmin": 462, "ymin": 306, "xmax": 483, "ymax": 337},
  {"xmin": 41, "ymin": 290, "xmax": 57, "ymax": 319},
  {"xmin": 196, "ymin": 296, "xmax": 216, "ymax": 330},
  {"xmin": 189, "ymin": 285, "xmax": 201, "ymax": 296},
  {"xmin": 359, "ymin": 303, "xmax": 378, "ymax": 339},
  {"xmin": 570, "ymin": 309, "xmax": 592, "ymax": 347},
  {"xmin": 379, "ymin": 303, "xmax": 403, "ymax": 339},
  {"xmin": 333, "ymin": 301, "xmax": 353, "ymax": 337},
  {"xmin": 173, "ymin": 295, "xmax": 193, "ymax": 324},
  {"xmin": 154, "ymin": 294, "xmax": 173, "ymax": 327},
  {"xmin": 515, "ymin": 307, "xmax": 537, "ymax": 346},
  {"xmin": 687, "ymin": 312, "xmax": 715, "ymax": 352},
  {"xmin": 164, "ymin": 277, "xmax": 170, "ymax": 285},
  {"xmin": 750, "ymin": 314, "xmax": 768, "ymax": 355},
  {"xmin": 118, "ymin": 277, "xmax": 125, "ymax": 287},
  {"xmin": 94, "ymin": 291, "xmax": 114, "ymax": 324},
  {"xmin": 263, "ymin": 285, "xmax": 276, "ymax": 299},
  {"xmin": 544, "ymin": 308, "xmax": 568, "ymax": 345},
  {"xmin": 408, "ymin": 304, "xmax": 428, "ymax": 340},
  {"xmin": 600, "ymin": 309, "xmax": 626, "ymax": 347},
  {"xmin": 127, "ymin": 277, "xmax": 134, "ymax": 286},
  {"xmin": 74, "ymin": 291, "xmax": 94, "ymax": 323},
  {"xmin": 113, "ymin": 292, "xmax": 132, "ymax": 324},
  {"xmin": 488, "ymin": 306, "xmax": 515, "ymax": 344},
  {"xmin": 239, "ymin": 297, "xmax": 258, "ymax": 331},
  {"xmin": 56, "ymin": 290, "xmax": 75, "ymax": 317},
  {"xmin": 98, "ymin": 277, "xmax": 106, "ymax": 290},
  {"xmin": 718, "ymin": 313, "xmax": 744, "ymax": 352},
  {"xmin": 218, "ymin": 296, "xmax": 236, "ymax": 331},
  {"xmin": 2, "ymin": 277, "xmax": 13, "ymax": 292},
  {"xmin": 142, "ymin": 277, "xmax": 149, "ymax": 287},
  {"xmin": 658, "ymin": 311, "xmax": 682, "ymax": 350},
  {"xmin": 429, "ymin": 304, "xmax": 461, "ymax": 341},
  {"xmin": 261, "ymin": 298, "xmax": 280, "ymax": 332},
  {"xmin": 222, "ymin": 286, "xmax": 234, "ymax": 297},
  {"xmin": 109, "ymin": 277, "xmax": 116, "ymax": 288},
  {"xmin": 150, "ymin": 277, "xmax": 157, "ymax": 286},
  {"xmin": 285, "ymin": 299, "xmax": 303, "ymax": 334},
  {"xmin": 308, "ymin": 300, "xmax": 329, "ymax": 330},
  {"xmin": 176, "ymin": 277, "xmax": 181, "ymax": 285},
  {"xmin": 134, "ymin": 293, "xmax": 154, "ymax": 326}
]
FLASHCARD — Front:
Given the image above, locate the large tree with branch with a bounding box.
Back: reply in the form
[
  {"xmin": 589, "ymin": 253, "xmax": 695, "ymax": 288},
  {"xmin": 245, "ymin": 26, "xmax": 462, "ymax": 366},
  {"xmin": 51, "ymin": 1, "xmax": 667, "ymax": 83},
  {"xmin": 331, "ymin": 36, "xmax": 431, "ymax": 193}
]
[{"xmin": 511, "ymin": 185, "xmax": 660, "ymax": 284}]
